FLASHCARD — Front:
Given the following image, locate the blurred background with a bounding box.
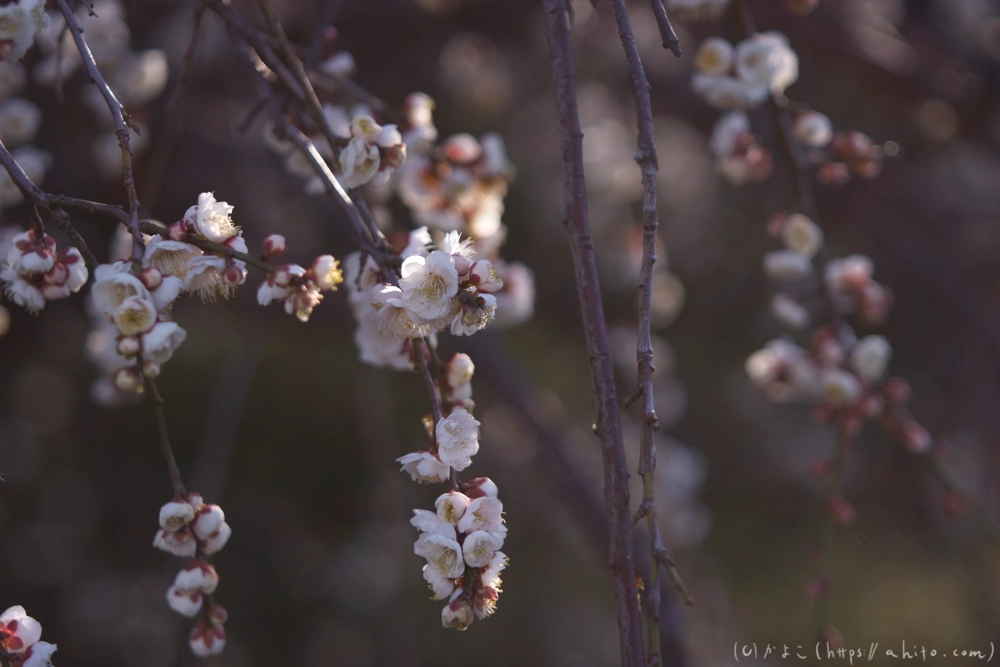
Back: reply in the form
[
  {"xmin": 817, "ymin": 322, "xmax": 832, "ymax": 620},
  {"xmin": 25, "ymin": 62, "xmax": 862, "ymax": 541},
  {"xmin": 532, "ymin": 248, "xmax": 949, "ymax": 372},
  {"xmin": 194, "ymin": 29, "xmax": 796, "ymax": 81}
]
[{"xmin": 2, "ymin": 0, "xmax": 1000, "ymax": 664}]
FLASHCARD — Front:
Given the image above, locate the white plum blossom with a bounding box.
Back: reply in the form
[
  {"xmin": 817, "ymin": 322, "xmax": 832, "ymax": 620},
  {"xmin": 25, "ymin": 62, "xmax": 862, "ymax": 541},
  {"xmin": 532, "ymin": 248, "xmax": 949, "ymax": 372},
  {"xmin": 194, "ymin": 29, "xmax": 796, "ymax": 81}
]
[
  {"xmin": 781, "ymin": 214, "xmax": 824, "ymax": 258},
  {"xmin": 114, "ymin": 48, "xmax": 168, "ymax": 107},
  {"xmin": 143, "ymin": 236, "xmax": 202, "ymax": 279},
  {"xmin": 153, "ymin": 528, "xmax": 198, "ymax": 558},
  {"xmin": 411, "ymin": 509, "xmax": 458, "ymax": 539},
  {"xmin": 159, "ymin": 499, "xmax": 195, "ymax": 531},
  {"xmin": 795, "ymin": 111, "xmax": 833, "ymax": 148},
  {"xmin": 451, "ymin": 292, "xmax": 496, "ymax": 336},
  {"xmin": 436, "ymin": 408, "xmax": 480, "ymax": 471},
  {"xmin": 423, "ymin": 563, "xmax": 456, "ymax": 600},
  {"xmin": 201, "ymin": 521, "xmax": 232, "ymax": 555},
  {"xmin": 398, "ymin": 250, "xmax": 460, "ymax": 320},
  {"xmin": 414, "ymin": 532, "xmax": 465, "ymax": 578},
  {"xmin": 338, "ymin": 114, "xmax": 406, "ymax": 188},
  {"xmin": 91, "ymin": 262, "xmax": 153, "ymax": 316},
  {"xmin": 142, "ymin": 321, "xmax": 187, "ymax": 363},
  {"xmin": 462, "ymin": 530, "xmax": 501, "ymax": 568},
  {"xmin": 0, "ymin": 0, "xmax": 48, "ymax": 62},
  {"xmin": 692, "ymin": 73, "xmax": 767, "ymax": 109},
  {"xmin": 441, "ymin": 599, "xmax": 474, "ymax": 631},
  {"xmin": 821, "ymin": 368, "xmax": 863, "ymax": 407},
  {"xmin": 113, "ymin": 294, "xmax": 157, "ymax": 335},
  {"xmin": 435, "ymin": 491, "xmax": 471, "ymax": 525},
  {"xmin": 851, "ymin": 335, "xmax": 892, "ymax": 382},
  {"xmin": 468, "ymin": 260, "xmax": 503, "ymax": 293},
  {"xmin": 188, "ymin": 624, "xmax": 226, "ymax": 658},
  {"xmin": 770, "ymin": 294, "xmax": 810, "ymax": 331},
  {"xmin": 710, "ymin": 110, "xmax": 750, "ymax": 157},
  {"xmin": 694, "ymin": 37, "xmax": 734, "ymax": 75},
  {"xmin": 397, "ymin": 451, "xmax": 450, "ymax": 483},
  {"xmin": 184, "ymin": 192, "xmax": 240, "ymax": 243},
  {"xmin": 456, "ymin": 496, "xmax": 503, "ymax": 534},
  {"xmin": 0, "ymin": 97, "xmax": 41, "ymax": 145},
  {"xmin": 174, "ymin": 562, "xmax": 219, "ymax": 594},
  {"xmin": 192, "ymin": 504, "xmax": 225, "ymax": 540},
  {"xmin": 735, "ymin": 32, "xmax": 798, "ymax": 94}
]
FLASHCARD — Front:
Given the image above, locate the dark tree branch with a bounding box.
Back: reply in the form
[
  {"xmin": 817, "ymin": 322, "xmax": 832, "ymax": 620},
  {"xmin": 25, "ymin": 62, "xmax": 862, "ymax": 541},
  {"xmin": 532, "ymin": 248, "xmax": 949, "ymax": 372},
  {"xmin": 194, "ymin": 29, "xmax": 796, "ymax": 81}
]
[
  {"xmin": 146, "ymin": 374, "xmax": 188, "ymax": 498},
  {"xmin": 541, "ymin": 1, "xmax": 645, "ymax": 664}
]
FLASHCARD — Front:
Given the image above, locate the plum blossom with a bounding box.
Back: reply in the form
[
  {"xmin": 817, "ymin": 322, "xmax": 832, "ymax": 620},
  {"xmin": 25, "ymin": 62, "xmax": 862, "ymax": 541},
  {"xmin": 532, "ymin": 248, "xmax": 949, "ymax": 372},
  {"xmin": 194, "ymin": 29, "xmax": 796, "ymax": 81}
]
[
  {"xmin": 462, "ymin": 530, "xmax": 501, "ymax": 568},
  {"xmin": 456, "ymin": 496, "xmax": 502, "ymax": 534},
  {"xmin": 397, "ymin": 451, "xmax": 450, "ymax": 483},
  {"xmin": 414, "ymin": 532, "xmax": 465, "ymax": 578},
  {"xmin": 436, "ymin": 408, "xmax": 480, "ymax": 471},
  {"xmin": 0, "ymin": 605, "xmax": 42, "ymax": 655},
  {"xmin": 436, "ymin": 491, "xmax": 471, "ymax": 525},
  {"xmin": 398, "ymin": 250, "xmax": 460, "ymax": 320},
  {"xmin": 338, "ymin": 114, "xmax": 406, "ymax": 188},
  {"xmin": 0, "ymin": 0, "xmax": 49, "ymax": 62},
  {"xmin": 851, "ymin": 335, "xmax": 892, "ymax": 382},
  {"xmin": 189, "ymin": 623, "xmax": 226, "ymax": 657},
  {"xmin": 183, "ymin": 192, "xmax": 239, "ymax": 243}
]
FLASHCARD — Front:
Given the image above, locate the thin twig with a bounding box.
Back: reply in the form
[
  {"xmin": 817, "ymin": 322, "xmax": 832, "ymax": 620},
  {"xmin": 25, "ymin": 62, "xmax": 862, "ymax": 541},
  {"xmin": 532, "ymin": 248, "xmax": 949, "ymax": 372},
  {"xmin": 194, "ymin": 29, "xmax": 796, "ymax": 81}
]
[
  {"xmin": 541, "ymin": 1, "xmax": 645, "ymax": 664},
  {"xmin": 608, "ymin": 0, "xmax": 692, "ymax": 661},
  {"xmin": 56, "ymin": 0, "xmax": 144, "ymax": 261},
  {"xmin": 814, "ymin": 423, "xmax": 851, "ymax": 641},
  {"xmin": 145, "ymin": 374, "xmax": 188, "ymax": 498},
  {"xmin": 416, "ymin": 338, "xmax": 458, "ymax": 491},
  {"xmin": 649, "ymin": 0, "xmax": 682, "ymax": 56}
]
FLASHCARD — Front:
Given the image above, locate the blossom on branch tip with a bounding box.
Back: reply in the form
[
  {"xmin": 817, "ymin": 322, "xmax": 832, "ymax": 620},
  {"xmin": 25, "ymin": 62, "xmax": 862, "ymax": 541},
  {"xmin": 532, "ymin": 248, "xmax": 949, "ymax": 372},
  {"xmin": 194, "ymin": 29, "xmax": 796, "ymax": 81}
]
[
  {"xmin": 0, "ymin": 605, "xmax": 42, "ymax": 654},
  {"xmin": 441, "ymin": 599, "xmax": 474, "ymax": 630},
  {"xmin": 159, "ymin": 499, "xmax": 195, "ymax": 531},
  {"xmin": 399, "ymin": 250, "xmax": 460, "ymax": 320},
  {"xmin": 183, "ymin": 192, "xmax": 240, "ymax": 243},
  {"xmin": 188, "ymin": 623, "xmax": 226, "ymax": 657}
]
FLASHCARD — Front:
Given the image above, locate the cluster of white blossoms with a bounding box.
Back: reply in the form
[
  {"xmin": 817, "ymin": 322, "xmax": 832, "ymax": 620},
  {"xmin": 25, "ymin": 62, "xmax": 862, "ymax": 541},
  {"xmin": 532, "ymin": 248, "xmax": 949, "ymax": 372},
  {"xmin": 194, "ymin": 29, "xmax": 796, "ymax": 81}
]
[
  {"xmin": 34, "ymin": 0, "xmax": 168, "ymax": 180},
  {"xmin": 155, "ymin": 494, "xmax": 231, "ymax": 657},
  {"xmin": 396, "ymin": 352, "xmax": 507, "ymax": 628},
  {"xmin": 412, "ymin": 483, "xmax": 507, "ymax": 629},
  {"xmin": 1, "ymin": 229, "xmax": 87, "ymax": 313},
  {"xmin": 709, "ymin": 110, "xmax": 774, "ymax": 185},
  {"xmin": 343, "ymin": 229, "xmax": 502, "ymax": 370},
  {"xmin": 0, "ymin": 606, "xmax": 56, "ymax": 667},
  {"xmin": 692, "ymin": 33, "xmax": 798, "ymax": 109},
  {"xmin": 0, "ymin": 0, "xmax": 47, "ymax": 63},
  {"xmin": 255, "ymin": 234, "xmax": 345, "ymax": 322}
]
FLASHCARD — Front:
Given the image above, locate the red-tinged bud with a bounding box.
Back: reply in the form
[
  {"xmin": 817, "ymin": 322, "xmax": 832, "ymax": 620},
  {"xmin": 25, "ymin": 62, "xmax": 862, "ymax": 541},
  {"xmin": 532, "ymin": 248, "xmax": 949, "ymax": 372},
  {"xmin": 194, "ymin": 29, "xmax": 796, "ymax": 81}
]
[
  {"xmin": 804, "ymin": 578, "xmax": 829, "ymax": 600},
  {"xmin": 207, "ymin": 604, "xmax": 229, "ymax": 625},
  {"xmin": 273, "ymin": 268, "xmax": 292, "ymax": 288},
  {"xmin": 142, "ymin": 360, "xmax": 161, "ymax": 379},
  {"xmin": 462, "ymin": 477, "xmax": 498, "ymax": 499},
  {"xmin": 261, "ymin": 234, "xmax": 286, "ymax": 257},
  {"xmin": 117, "ymin": 335, "xmax": 141, "ymax": 357},
  {"xmin": 222, "ymin": 264, "xmax": 243, "ymax": 286},
  {"xmin": 766, "ymin": 212, "xmax": 789, "ymax": 237},
  {"xmin": 817, "ymin": 162, "xmax": 850, "ymax": 186},
  {"xmin": 43, "ymin": 262, "xmax": 67, "ymax": 285},
  {"xmin": 59, "ymin": 247, "xmax": 81, "ymax": 264},
  {"xmin": 42, "ymin": 234, "xmax": 57, "ymax": 252},
  {"xmin": 810, "ymin": 459, "xmax": 833, "ymax": 482},
  {"xmin": 168, "ymin": 221, "xmax": 188, "ymax": 241},
  {"xmin": 140, "ymin": 266, "xmax": 163, "ymax": 290},
  {"xmin": 453, "ymin": 255, "xmax": 472, "ymax": 276},
  {"xmin": 883, "ymin": 378, "xmax": 911, "ymax": 404},
  {"xmin": 828, "ymin": 494, "xmax": 856, "ymax": 526},
  {"xmin": 943, "ymin": 492, "xmax": 965, "ymax": 517},
  {"xmin": 902, "ymin": 422, "xmax": 932, "ymax": 455}
]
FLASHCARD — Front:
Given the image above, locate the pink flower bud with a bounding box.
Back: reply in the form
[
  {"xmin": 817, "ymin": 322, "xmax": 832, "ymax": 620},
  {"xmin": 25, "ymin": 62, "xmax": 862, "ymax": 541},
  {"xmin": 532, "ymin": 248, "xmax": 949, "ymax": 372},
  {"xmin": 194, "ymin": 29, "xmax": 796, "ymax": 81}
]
[
  {"xmin": 175, "ymin": 561, "xmax": 219, "ymax": 594},
  {"xmin": 40, "ymin": 283, "xmax": 71, "ymax": 300},
  {"xmin": 202, "ymin": 522, "xmax": 232, "ymax": 556},
  {"xmin": 262, "ymin": 234, "xmax": 286, "ymax": 257},
  {"xmin": 168, "ymin": 221, "xmax": 188, "ymax": 241},
  {"xmin": 273, "ymin": 268, "xmax": 292, "ymax": 288},
  {"xmin": 152, "ymin": 528, "xmax": 197, "ymax": 558},
  {"xmin": 193, "ymin": 505, "xmax": 225, "ymax": 540},
  {"xmin": 188, "ymin": 623, "xmax": 226, "ymax": 657},
  {"xmin": 140, "ymin": 267, "xmax": 162, "ymax": 290},
  {"xmin": 222, "ymin": 264, "xmax": 244, "ymax": 286},
  {"xmin": 207, "ymin": 604, "xmax": 229, "ymax": 626},
  {"xmin": 383, "ymin": 143, "xmax": 407, "ymax": 168},
  {"xmin": 185, "ymin": 493, "xmax": 204, "ymax": 511},
  {"xmin": 166, "ymin": 586, "xmax": 203, "ymax": 618},
  {"xmin": 441, "ymin": 599, "xmax": 474, "ymax": 630},
  {"xmin": 142, "ymin": 360, "xmax": 161, "ymax": 379},
  {"xmin": 463, "ymin": 477, "xmax": 498, "ymax": 499},
  {"xmin": 468, "ymin": 260, "xmax": 503, "ymax": 293},
  {"xmin": 43, "ymin": 262, "xmax": 67, "ymax": 285}
]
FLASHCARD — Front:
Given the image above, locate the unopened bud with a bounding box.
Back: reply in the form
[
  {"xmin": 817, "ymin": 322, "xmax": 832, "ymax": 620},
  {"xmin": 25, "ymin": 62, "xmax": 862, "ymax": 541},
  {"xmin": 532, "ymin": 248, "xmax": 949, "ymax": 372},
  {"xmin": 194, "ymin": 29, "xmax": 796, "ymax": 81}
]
[
  {"xmin": 115, "ymin": 367, "xmax": 142, "ymax": 392},
  {"xmin": 441, "ymin": 599, "xmax": 474, "ymax": 630},
  {"xmin": 118, "ymin": 335, "xmax": 141, "ymax": 357},
  {"xmin": 142, "ymin": 360, "xmax": 161, "ymax": 379},
  {"xmin": 262, "ymin": 234, "xmax": 287, "ymax": 257},
  {"xmin": 223, "ymin": 264, "xmax": 243, "ymax": 286},
  {"xmin": 207, "ymin": 604, "xmax": 229, "ymax": 625},
  {"xmin": 383, "ymin": 143, "xmax": 407, "ymax": 169},
  {"xmin": 43, "ymin": 262, "xmax": 67, "ymax": 285},
  {"xmin": 273, "ymin": 268, "xmax": 292, "ymax": 288},
  {"xmin": 168, "ymin": 221, "xmax": 189, "ymax": 241},
  {"xmin": 140, "ymin": 267, "xmax": 163, "ymax": 290}
]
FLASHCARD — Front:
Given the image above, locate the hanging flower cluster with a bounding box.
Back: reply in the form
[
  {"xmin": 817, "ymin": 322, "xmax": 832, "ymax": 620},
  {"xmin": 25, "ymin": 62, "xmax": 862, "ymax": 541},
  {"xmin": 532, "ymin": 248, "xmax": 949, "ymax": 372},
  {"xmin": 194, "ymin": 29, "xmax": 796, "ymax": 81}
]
[
  {"xmin": 1, "ymin": 229, "xmax": 87, "ymax": 312},
  {"xmin": 155, "ymin": 494, "xmax": 232, "ymax": 658},
  {"xmin": 0, "ymin": 606, "xmax": 57, "ymax": 667},
  {"xmin": 396, "ymin": 352, "xmax": 509, "ymax": 628},
  {"xmin": 692, "ymin": 32, "xmax": 798, "ymax": 109}
]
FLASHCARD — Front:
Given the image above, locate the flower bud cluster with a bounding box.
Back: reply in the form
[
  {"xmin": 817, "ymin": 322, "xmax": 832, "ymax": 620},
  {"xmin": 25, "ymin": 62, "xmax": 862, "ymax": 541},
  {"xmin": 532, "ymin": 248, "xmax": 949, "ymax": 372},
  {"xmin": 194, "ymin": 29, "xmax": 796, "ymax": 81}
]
[
  {"xmin": 256, "ymin": 236, "xmax": 344, "ymax": 323},
  {"xmin": 155, "ymin": 494, "xmax": 231, "ymax": 657},
  {"xmin": 709, "ymin": 111, "xmax": 774, "ymax": 185},
  {"xmin": 411, "ymin": 484, "xmax": 507, "ymax": 629},
  {"xmin": 1, "ymin": 229, "xmax": 87, "ymax": 312}
]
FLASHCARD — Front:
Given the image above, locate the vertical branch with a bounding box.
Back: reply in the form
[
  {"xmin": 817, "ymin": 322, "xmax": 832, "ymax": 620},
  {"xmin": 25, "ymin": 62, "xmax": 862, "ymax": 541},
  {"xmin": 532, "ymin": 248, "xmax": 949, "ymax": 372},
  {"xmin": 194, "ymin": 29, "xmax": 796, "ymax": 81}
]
[
  {"xmin": 416, "ymin": 338, "xmax": 458, "ymax": 491},
  {"xmin": 814, "ymin": 424, "xmax": 851, "ymax": 641},
  {"xmin": 146, "ymin": 375, "xmax": 188, "ymax": 498},
  {"xmin": 56, "ymin": 0, "xmax": 145, "ymax": 261},
  {"xmin": 541, "ymin": 1, "xmax": 645, "ymax": 665},
  {"xmin": 608, "ymin": 0, "xmax": 692, "ymax": 661}
]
